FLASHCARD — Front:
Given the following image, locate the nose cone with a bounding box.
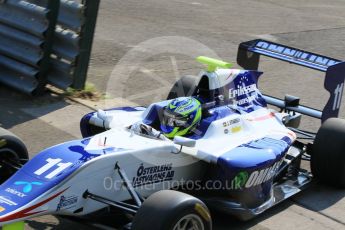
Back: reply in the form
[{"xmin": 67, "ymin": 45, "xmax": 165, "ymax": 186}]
[
  {"xmin": 0, "ymin": 175, "xmax": 67, "ymax": 225},
  {"xmin": 0, "ymin": 171, "xmax": 46, "ymax": 221},
  {"xmin": 0, "ymin": 137, "xmax": 106, "ymax": 224}
]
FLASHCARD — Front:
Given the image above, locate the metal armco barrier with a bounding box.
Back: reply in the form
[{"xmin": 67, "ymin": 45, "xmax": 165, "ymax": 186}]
[
  {"xmin": 0, "ymin": 0, "xmax": 100, "ymax": 95},
  {"xmin": 0, "ymin": 0, "xmax": 59, "ymax": 94}
]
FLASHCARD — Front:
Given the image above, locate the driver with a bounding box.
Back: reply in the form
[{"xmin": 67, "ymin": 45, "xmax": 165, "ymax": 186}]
[
  {"xmin": 128, "ymin": 97, "xmax": 202, "ymax": 140},
  {"xmin": 160, "ymin": 97, "xmax": 202, "ymax": 138}
]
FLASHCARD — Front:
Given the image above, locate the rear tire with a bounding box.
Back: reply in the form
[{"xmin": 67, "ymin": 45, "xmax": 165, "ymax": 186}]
[
  {"xmin": 132, "ymin": 190, "xmax": 212, "ymax": 230},
  {"xmin": 0, "ymin": 128, "xmax": 29, "ymax": 184},
  {"xmin": 311, "ymin": 118, "xmax": 345, "ymax": 188},
  {"xmin": 167, "ymin": 75, "xmax": 200, "ymax": 100}
]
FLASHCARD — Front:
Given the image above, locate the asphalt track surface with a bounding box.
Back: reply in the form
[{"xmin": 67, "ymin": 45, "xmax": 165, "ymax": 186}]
[{"xmin": 1, "ymin": 0, "xmax": 345, "ymax": 229}]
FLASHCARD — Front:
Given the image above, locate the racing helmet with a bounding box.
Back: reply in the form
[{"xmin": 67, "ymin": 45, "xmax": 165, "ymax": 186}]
[{"xmin": 161, "ymin": 97, "xmax": 202, "ymax": 138}]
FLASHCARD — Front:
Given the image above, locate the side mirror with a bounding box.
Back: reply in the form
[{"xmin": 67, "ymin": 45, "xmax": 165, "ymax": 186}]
[
  {"xmin": 284, "ymin": 94, "xmax": 300, "ymax": 107},
  {"xmin": 173, "ymin": 136, "xmax": 196, "ymax": 148}
]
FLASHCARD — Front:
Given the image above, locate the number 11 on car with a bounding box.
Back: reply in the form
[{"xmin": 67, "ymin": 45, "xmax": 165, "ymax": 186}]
[{"xmin": 34, "ymin": 158, "xmax": 73, "ymax": 179}]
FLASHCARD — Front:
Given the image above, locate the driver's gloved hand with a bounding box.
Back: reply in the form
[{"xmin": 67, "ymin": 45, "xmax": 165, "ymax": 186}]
[
  {"xmin": 128, "ymin": 122, "xmax": 166, "ymax": 140},
  {"xmin": 140, "ymin": 124, "xmax": 164, "ymax": 139},
  {"xmin": 139, "ymin": 124, "xmax": 153, "ymax": 135}
]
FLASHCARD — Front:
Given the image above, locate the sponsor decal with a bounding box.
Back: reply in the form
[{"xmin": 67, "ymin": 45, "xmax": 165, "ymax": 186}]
[
  {"xmin": 231, "ymin": 159, "xmax": 283, "ymax": 189},
  {"xmin": 235, "ymin": 95, "xmax": 257, "ymax": 106},
  {"xmin": 231, "ymin": 126, "xmax": 242, "ymax": 133},
  {"xmin": 0, "ymin": 139, "xmax": 7, "ymax": 148},
  {"xmin": 0, "ymin": 189, "xmax": 68, "ymax": 222},
  {"xmin": 231, "ymin": 171, "xmax": 249, "ymax": 190},
  {"xmin": 223, "ymin": 118, "xmax": 240, "ymax": 127},
  {"xmin": 56, "ymin": 195, "xmax": 78, "ymax": 211},
  {"xmin": 133, "ymin": 163, "xmax": 175, "ymax": 187},
  {"xmin": 0, "ymin": 206, "xmax": 5, "ymax": 212},
  {"xmin": 229, "ymin": 84, "xmax": 258, "ymax": 106},
  {"xmin": 14, "ymin": 181, "xmax": 43, "ymax": 193},
  {"xmin": 0, "ymin": 196, "xmax": 18, "ymax": 206},
  {"xmin": 256, "ymin": 41, "xmax": 340, "ymax": 67},
  {"xmin": 245, "ymin": 159, "xmax": 283, "ymax": 188},
  {"xmin": 5, "ymin": 188, "xmax": 27, "ymax": 198},
  {"xmin": 223, "ymin": 118, "xmax": 242, "ymax": 134},
  {"xmin": 178, "ymin": 104, "xmax": 195, "ymax": 113},
  {"xmin": 5, "ymin": 181, "xmax": 43, "ymax": 198},
  {"xmin": 229, "ymin": 84, "xmax": 257, "ymax": 99},
  {"xmin": 333, "ymin": 83, "xmax": 344, "ymax": 111},
  {"xmin": 224, "ymin": 126, "xmax": 242, "ymax": 134}
]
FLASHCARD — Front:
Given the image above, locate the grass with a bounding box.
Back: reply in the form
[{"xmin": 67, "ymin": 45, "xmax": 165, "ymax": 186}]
[{"xmin": 65, "ymin": 82, "xmax": 105, "ymax": 101}]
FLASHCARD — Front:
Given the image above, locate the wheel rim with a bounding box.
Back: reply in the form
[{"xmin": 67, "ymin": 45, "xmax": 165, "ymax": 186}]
[
  {"xmin": 173, "ymin": 214, "xmax": 205, "ymax": 230},
  {"xmin": 0, "ymin": 148, "xmax": 22, "ymax": 183}
]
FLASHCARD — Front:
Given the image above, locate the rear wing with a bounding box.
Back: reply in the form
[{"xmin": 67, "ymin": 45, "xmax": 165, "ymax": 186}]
[{"xmin": 237, "ymin": 39, "xmax": 345, "ymax": 122}]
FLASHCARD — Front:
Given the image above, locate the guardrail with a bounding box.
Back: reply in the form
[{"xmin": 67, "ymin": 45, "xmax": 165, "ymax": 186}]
[{"xmin": 0, "ymin": 0, "xmax": 100, "ymax": 95}]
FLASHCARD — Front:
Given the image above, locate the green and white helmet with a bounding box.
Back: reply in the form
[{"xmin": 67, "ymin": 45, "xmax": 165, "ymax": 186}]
[{"xmin": 161, "ymin": 97, "xmax": 202, "ymax": 138}]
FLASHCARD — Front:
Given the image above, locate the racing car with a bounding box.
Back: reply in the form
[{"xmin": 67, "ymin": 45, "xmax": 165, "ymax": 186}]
[{"xmin": 0, "ymin": 39, "xmax": 345, "ymax": 230}]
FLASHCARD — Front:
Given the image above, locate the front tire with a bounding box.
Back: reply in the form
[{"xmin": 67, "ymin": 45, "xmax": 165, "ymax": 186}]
[
  {"xmin": 132, "ymin": 190, "xmax": 212, "ymax": 230},
  {"xmin": 311, "ymin": 118, "xmax": 345, "ymax": 188},
  {"xmin": 0, "ymin": 128, "xmax": 29, "ymax": 184}
]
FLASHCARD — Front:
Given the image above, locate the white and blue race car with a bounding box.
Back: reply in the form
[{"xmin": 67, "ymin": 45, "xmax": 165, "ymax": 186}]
[{"xmin": 0, "ymin": 40, "xmax": 345, "ymax": 230}]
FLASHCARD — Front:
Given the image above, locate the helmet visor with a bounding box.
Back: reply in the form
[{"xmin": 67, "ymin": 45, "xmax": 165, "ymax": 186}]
[{"xmin": 162, "ymin": 110, "xmax": 188, "ymax": 127}]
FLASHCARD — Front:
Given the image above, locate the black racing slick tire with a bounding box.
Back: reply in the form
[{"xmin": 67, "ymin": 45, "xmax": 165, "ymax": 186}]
[
  {"xmin": 167, "ymin": 75, "xmax": 200, "ymax": 100},
  {"xmin": 311, "ymin": 118, "xmax": 345, "ymax": 188},
  {"xmin": 132, "ymin": 190, "xmax": 212, "ymax": 230},
  {"xmin": 0, "ymin": 128, "xmax": 29, "ymax": 184}
]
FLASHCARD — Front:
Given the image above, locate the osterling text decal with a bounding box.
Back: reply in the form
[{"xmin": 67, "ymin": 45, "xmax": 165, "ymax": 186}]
[{"xmin": 133, "ymin": 163, "xmax": 175, "ymax": 187}]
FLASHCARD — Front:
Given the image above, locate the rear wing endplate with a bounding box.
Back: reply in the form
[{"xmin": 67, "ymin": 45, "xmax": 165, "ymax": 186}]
[{"xmin": 237, "ymin": 39, "xmax": 345, "ymax": 122}]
